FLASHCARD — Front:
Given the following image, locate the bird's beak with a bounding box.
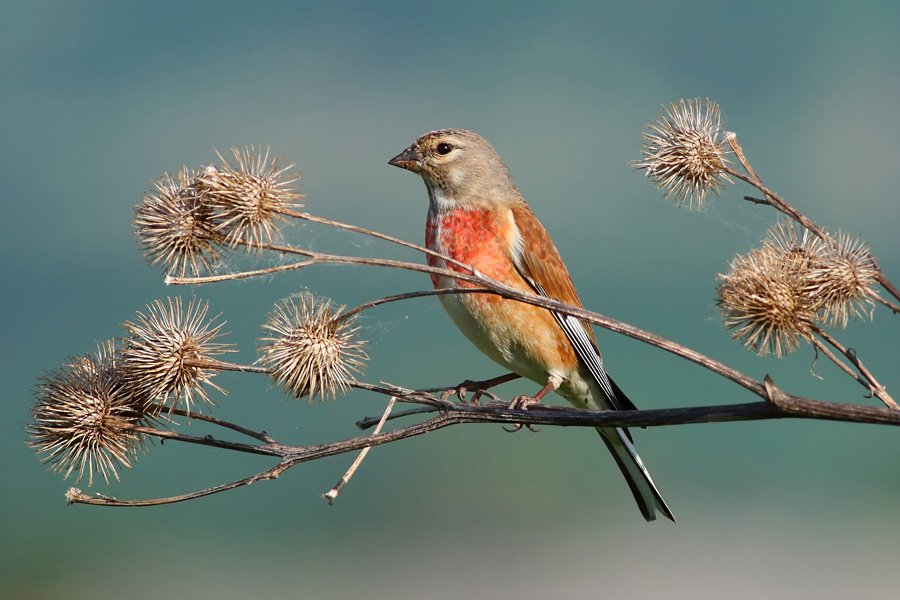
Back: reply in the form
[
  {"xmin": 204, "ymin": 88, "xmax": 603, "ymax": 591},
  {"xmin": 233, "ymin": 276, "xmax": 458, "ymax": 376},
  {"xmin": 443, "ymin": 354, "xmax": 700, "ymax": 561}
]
[{"xmin": 388, "ymin": 146, "xmax": 423, "ymax": 173}]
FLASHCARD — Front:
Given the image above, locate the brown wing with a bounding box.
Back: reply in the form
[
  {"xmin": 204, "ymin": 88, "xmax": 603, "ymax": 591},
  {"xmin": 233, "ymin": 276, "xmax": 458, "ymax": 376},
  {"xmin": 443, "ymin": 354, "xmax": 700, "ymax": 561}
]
[
  {"xmin": 508, "ymin": 203, "xmax": 638, "ymax": 413},
  {"xmin": 508, "ymin": 203, "xmax": 599, "ymax": 348}
]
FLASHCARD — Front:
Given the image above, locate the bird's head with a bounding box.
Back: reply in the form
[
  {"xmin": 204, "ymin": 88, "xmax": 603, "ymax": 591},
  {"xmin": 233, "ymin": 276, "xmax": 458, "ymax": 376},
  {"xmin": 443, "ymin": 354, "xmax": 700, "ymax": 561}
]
[{"xmin": 389, "ymin": 129, "xmax": 518, "ymax": 209}]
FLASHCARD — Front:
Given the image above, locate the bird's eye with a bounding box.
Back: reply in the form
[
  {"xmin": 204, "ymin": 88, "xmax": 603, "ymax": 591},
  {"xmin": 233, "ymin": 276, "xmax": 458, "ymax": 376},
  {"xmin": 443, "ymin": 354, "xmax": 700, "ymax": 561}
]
[{"xmin": 436, "ymin": 142, "xmax": 453, "ymax": 156}]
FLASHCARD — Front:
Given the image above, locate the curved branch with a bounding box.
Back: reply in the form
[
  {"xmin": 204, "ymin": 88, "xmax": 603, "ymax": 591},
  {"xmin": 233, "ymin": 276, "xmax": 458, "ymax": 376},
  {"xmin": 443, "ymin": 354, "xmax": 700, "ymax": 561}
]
[
  {"xmin": 68, "ymin": 382, "xmax": 900, "ymax": 507},
  {"xmin": 169, "ymin": 246, "xmax": 766, "ymax": 399}
]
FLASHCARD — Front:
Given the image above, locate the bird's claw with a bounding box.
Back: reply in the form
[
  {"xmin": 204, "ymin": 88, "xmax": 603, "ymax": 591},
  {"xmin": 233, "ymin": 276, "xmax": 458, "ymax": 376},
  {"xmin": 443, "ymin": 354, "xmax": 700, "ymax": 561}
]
[
  {"xmin": 503, "ymin": 423, "xmax": 540, "ymax": 433},
  {"xmin": 443, "ymin": 379, "xmax": 493, "ymax": 403},
  {"xmin": 508, "ymin": 394, "xmax": 540, "ymax": 411},
  {"xmin": 504, "ymin": 394, "xmax": 541, "ymax": 432}
]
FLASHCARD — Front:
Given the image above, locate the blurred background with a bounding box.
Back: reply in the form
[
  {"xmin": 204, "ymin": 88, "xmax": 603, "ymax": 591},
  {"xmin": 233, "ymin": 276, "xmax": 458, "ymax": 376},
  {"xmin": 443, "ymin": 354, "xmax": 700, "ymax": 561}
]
[{"xmin": 2, "ymin": 1, "xmax": 899, "ymax": 598}]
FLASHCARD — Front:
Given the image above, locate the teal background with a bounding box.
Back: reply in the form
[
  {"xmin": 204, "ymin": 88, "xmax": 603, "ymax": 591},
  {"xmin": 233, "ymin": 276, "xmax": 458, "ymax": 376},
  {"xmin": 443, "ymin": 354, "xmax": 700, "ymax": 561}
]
[{"xmin": 3, "ymin": 1, "xmax": 899, "ymax": 598}]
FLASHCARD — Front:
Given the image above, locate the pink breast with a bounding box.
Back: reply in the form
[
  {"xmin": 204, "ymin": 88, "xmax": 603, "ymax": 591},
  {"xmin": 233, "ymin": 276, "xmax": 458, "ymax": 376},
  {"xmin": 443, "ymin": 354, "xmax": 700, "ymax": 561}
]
[{"xmin": 426, "ymin": 208, "xmax": 521, "ymax": 292}]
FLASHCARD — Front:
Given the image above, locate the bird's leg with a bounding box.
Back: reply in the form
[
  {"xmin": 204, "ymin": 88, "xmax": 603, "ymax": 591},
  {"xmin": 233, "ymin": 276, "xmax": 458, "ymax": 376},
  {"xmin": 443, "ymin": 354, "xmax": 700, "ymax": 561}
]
[
  {"xmin": 509, "ymin": 377, "xmax": 560, "ymax": 410},
  {"xmin": 442, "ymin": 372, "xmax": 521, "ymax": 403},
  {"xmin": 505, "ymin": 376, "xmax": 561, "ymax": 432}
]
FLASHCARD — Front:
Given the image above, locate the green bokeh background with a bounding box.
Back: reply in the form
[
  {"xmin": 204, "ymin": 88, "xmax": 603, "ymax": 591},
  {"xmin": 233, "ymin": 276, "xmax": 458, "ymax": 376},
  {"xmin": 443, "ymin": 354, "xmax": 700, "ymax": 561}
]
[{"xmin": 3, "ymin": 1, "xmax": 899, "ymax": 598}]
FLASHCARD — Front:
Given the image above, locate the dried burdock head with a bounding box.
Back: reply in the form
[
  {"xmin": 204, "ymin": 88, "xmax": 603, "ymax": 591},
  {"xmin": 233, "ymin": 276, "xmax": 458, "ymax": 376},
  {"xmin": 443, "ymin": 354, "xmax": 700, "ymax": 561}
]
[
  {"xmin": 134, "ymin": 167, "xmax": 222, "ymax": 277},
  {"xmin": 762, "ymin": 220, "xmax": 828, "ymax": 274},
  {"xmin": 717, "ymin": 246, "xmax": 817, "ymax": 357},
  {"xmin": 631, "ymin": 98, "xmax": 732, "ymax": 209},
  {"xmin": 257, "ymin": 293, "xmax": 369, "ymax": 402},
  {"xmin": 120, "ymin": 297, "xmax": 234, "ymax": 415},
  {"xmin": 198, "ymin": 146, "xmax": 304, "ymax": 251},
  {"xmin": 28, "ymin": 340, "xmax": 150, "ymax": 486},
  {"xmin": 761, "ymin": 221, "xmax": 877, "ymax": 328},
  {"xmin": 806, "ymin": 232, "xmax": 878, "ymax": 328}
]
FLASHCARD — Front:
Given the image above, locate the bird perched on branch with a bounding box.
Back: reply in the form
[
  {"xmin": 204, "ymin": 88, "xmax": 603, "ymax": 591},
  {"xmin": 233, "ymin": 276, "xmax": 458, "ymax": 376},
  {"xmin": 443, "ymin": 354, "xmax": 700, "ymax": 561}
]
[{"xmin": 389, "ymin": 129, "xmax": 674, "ymax": 522}]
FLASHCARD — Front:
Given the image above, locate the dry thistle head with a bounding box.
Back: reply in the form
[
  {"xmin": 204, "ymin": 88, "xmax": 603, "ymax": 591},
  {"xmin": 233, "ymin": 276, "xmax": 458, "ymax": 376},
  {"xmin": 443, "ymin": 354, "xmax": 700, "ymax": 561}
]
[
  {"xmin": 120, "ymin": 298, "xmax": 234, "ymax": 415},
  {"xmin": 257, "ymin": 293, "xmax": 369, "ymax": 402},
  {"xmin": 134, "ymin": 167, "xmax": 223, "ymax": 277},
  {"xmin": 631, "ymin": 98, "xmax": 732, "ymax": 209},
  {"xmin": 28, "ymin": 340, "xmax": 150, "ymax": 486},
  {"xmin": 806, "ymin": 231, "xmax": 878, "ymax": 328},
  {"xmin": 199, "ymin": 146, "xmax": 304, "ymax": 251},
  {"xmin": 762, "ymin": 221, "xmax": 877, "ymax": 328},
  {"xmin": 761, "ymin": 220, "xmax": 828, "ymax": 274},
  {"xmin": 717, "ymin": 246, "xmax": 817, "ymax": 357}
]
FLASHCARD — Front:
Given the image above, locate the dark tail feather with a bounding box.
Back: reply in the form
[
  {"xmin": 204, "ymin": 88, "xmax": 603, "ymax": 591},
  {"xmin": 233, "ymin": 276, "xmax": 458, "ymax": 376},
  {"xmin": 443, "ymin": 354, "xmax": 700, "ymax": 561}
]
[{"xmin": 599, "ymin": 427, "xmax": 675, "ymax": 523}]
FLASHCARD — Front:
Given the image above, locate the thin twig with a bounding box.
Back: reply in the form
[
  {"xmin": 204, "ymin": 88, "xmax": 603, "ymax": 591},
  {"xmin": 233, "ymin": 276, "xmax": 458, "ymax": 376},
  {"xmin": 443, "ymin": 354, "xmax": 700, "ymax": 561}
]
[
  {"xmin": 872, "ymin": 293, "xmax": 900, "ymax": 314},
  {"xmin": 338, "ymin": 288, "xmax": 496, "ymax": 322},
  {"xmin": 130, "ymin": 426, "xmax": 282, "ymax": 457},
  {"xmin": 183, "ymin": 358, "xmax": 271, "ymax": 375},
  {"xmin": 356, "ymin": 406, "xmax": 439, "ymax": 430},
  {"xmin": 279, "ymin": 209, "xmax": 477, "ymax": 273},
  {"xmin": 323, "ymin": 396, "xmax": 396, "ymax": 505},
  {"xmin": 812, "ymin": 326, "xmax": 898, "ymax": 409},
  {"xmin": 152, "ymin": 404, "xmax": 275, "ymax": 443},
  {"xmin": 809, "ymin": 337, "xmax": 866, "ymax": 386},
  {"xmin": 873, "ymin": 270, "xmax": 900, "ymax": 308},
  {"xmin": 166, "ymin": 259, "xmax": 320, "ymax": 285},
  {"xmin": 726, "ymin": 133, "xmax": 900, "ymax": 306},
  {"xmin": 67, "ymin": 460, "xmax": 291, "ymax": 506}
]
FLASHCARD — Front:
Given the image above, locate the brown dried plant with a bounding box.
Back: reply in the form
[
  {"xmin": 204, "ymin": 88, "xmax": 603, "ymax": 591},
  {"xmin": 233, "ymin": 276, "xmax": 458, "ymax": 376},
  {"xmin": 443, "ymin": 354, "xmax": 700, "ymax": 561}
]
[
  {"xmin": 199, "ymin": 145, "xmax": 304, "ymax": 251},
  {"xmin": 631, "ymin": 98, "xmax": 732, "ymax": 209},
  {"xmin": 120, "ymin": 297, "xmax": 234, "ymax": 415},
  {"xmin": 717, "ymin": 221, "xmax": 880, "ymax": 356},
  {"xmin": 28, "ymin": 340, "xmax": 151, "ymax": 486},
  {"xmin": 257, "ymin": 293, "xmax": 369, "ymax": 402},
  {"xmin": 134, "ymin": 166, "xmax": 222, "ymax": 277},
  {"xmin": 806, "ymin": 231, "xmax": 878, "ymax": 328},
  {"xmin": 717, "ymin": 244, "xmax": 818, "ymax": 357}
]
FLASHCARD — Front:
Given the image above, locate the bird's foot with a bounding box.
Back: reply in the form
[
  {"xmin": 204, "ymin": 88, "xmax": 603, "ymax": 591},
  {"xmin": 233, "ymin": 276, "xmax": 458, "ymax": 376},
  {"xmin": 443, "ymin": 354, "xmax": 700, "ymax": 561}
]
[
  {"xmin": 503, "ymin": 394, "xmax": 542, "ymax": 432},
  {"xmin": 440, "ymin": 372, "xmax": 520, "ymax": 403},
  {"xmin": 508, "ymin": 394, "xmax": 541, "ymax": 411},
  {"xmin": 440, "ymin": 379, "xmax": 489, "ymax": 403}
]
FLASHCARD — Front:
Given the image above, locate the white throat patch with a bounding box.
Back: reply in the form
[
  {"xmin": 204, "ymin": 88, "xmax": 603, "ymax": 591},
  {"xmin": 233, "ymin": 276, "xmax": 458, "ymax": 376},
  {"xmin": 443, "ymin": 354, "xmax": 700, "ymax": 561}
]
[{"xmin": 426, "ymin": 184, "xmax": 456, "ymax": 212}]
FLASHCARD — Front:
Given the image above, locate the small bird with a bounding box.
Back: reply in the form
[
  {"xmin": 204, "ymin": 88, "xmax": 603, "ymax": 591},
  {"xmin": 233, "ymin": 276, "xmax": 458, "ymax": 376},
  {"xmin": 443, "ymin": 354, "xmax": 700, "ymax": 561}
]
[{"xmin": 389, "ymin": 129, "xmax": 674, "ymax": 522}]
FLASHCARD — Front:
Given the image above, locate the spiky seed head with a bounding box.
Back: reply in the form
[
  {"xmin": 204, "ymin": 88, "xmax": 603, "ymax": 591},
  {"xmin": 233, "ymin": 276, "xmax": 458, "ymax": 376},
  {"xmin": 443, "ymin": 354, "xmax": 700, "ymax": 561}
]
[
  {"xmin": 120, "ymin": 298, "xmax": 234, "ymax": 416},
  {"xmin": 257, "ymin": 293, "xmax": 369, "ymax": 402},
  {"xmin": 806, "ymin": 232, "xmax": 878, "ymax": 328},
  {"xmin": 134, "ymin": 167, "xmax": 223, "ymax": 277},
  {"xmin": 761, "ymin": 220, "xmax": 828, "ymax": 276},
  {"xmin": 199, "ymin": 146, "xmax": 304, "ymax": 251},
  {"xmin": 717, "ymin": 246, "xmax": 817, "ymax": 357},
  {"xmin": 762, "ymin": 221, "xmax": 878, "ymax": 328},
  {"xmin": 28, "ymin": 340, "xmax": 151, "ymax": 486},
  {"xmin": 631, "ymin": 98, "xmax": 732, "ymax": 209}
]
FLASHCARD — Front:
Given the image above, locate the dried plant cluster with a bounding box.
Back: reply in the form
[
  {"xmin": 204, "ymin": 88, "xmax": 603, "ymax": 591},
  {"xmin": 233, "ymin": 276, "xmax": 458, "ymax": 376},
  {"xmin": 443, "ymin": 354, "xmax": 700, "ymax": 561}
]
[
  {"xmin": 631, "ymin": 98, "xmax": 733, "ymax": 209},
  {"xmin": 133, "ymin": 146, "xmax": 304, "ymax": 276},
  {"xmin": 630, "ymin": 101, "xmax": 884, "ymax": 360},
  {"xmin": 717, "ymin": 223, "xmax": 878, "ymax": 357},
  {"xmin": 33, "ymin": 149, "xmax": 375, "ymax": 487},
  {"xmin": 29, "ymin": 294, "xmax": 368, "ymax": 486}
]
